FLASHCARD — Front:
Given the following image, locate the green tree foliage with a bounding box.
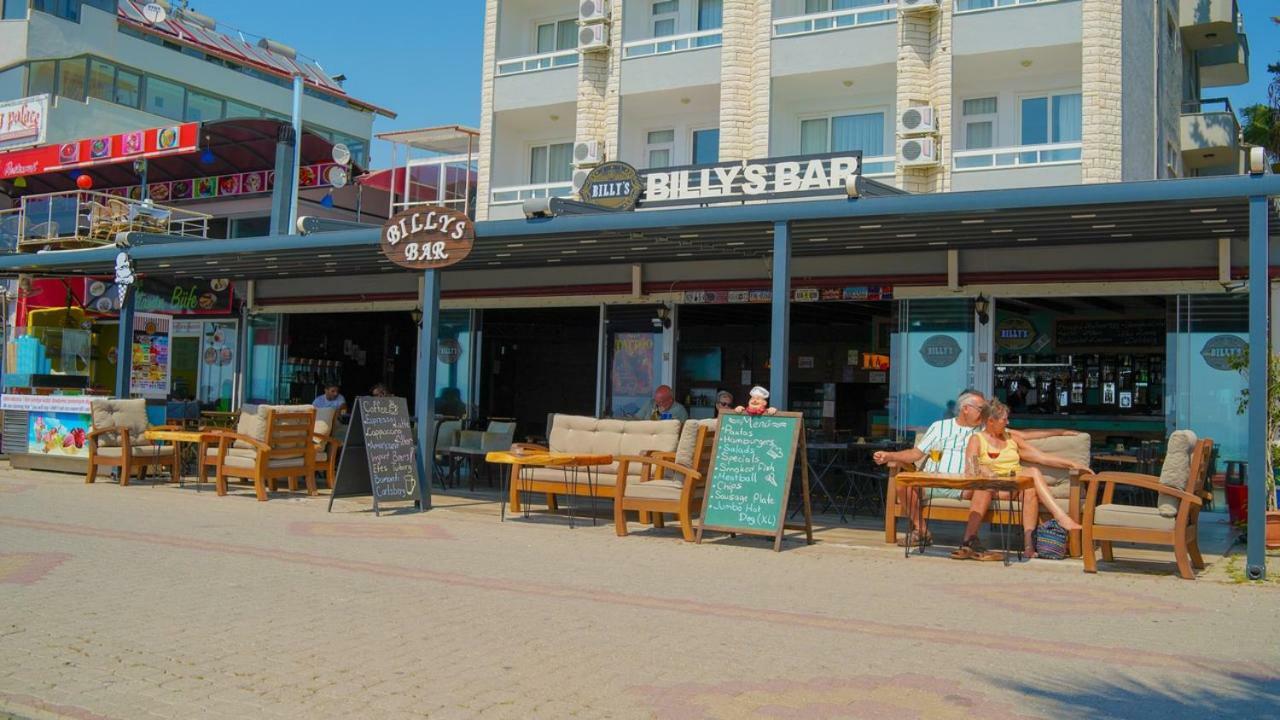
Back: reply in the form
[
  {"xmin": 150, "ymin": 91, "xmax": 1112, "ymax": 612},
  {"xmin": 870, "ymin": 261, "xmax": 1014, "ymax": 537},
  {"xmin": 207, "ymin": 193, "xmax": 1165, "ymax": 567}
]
[{"xmin": 1239, "ymin": 17, "xmax": 1280, "ymax": 171}]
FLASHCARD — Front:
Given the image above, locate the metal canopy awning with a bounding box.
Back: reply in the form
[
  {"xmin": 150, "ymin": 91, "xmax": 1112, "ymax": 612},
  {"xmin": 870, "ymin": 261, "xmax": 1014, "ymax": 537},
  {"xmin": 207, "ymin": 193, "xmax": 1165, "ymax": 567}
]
[{"xmin": 0, "ymin": 174, "xmax": 1277, "ymax": 280}]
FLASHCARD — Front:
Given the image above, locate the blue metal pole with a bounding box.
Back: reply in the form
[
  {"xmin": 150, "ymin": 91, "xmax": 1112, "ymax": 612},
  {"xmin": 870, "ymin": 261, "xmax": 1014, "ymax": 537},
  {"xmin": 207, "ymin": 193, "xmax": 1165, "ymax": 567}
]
[
  {"xmin": 114, "ymin": 287, "xmax": 135, "ymax": 398},
  {"xmin": 770, "ymin": 221, "xmax": 791, "ymax": 409},
  {"xmin": 415, "ymin": 269, "xmax": 440, "ymax": 510},
  {"xmin": 1246, "ymin": 195, "xmax": 1269, "ymax": 580},
  {"xmin": 287, "ymin": 74, "xmax": 303, "ymax": 235}
]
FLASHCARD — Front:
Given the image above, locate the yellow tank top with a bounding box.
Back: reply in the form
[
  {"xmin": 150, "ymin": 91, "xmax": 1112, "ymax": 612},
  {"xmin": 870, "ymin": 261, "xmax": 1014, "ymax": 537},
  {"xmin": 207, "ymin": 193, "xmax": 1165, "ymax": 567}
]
[{"xmin": 976, "ymin": 433, "xmax": 1021, "ymax": 476}]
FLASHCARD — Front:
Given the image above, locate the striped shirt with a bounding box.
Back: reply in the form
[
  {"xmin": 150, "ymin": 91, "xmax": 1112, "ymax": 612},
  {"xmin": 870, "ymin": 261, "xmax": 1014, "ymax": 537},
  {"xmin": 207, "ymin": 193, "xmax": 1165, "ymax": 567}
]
[{"xmin": 918, "ymin": 419, "xmax": 978, "ymax": 474}]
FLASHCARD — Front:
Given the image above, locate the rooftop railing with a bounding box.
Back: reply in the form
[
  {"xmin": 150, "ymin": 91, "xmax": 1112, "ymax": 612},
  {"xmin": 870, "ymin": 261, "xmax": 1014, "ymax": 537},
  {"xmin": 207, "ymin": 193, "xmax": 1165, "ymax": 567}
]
[{"xmin": 1, "ymin": 190, "xmax": 211, "ymax": 253}]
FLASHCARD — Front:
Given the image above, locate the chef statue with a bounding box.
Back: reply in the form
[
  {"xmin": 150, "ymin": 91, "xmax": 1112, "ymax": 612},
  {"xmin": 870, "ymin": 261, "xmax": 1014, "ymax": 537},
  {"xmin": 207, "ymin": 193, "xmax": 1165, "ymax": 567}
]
[{"xmin": 736, "ymin": 386, "xmax": 778, "ymax": 416}]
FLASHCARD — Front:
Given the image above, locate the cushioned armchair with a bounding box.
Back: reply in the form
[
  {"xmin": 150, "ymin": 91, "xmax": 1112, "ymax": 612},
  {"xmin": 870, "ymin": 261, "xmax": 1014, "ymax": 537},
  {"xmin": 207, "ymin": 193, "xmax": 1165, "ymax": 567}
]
[
  {"xmin": 86, "ymin": 398, "xmax": 180, "ymax": 486},
  {"xmin": 614, "ymin": 420, "xmax": 715, "ymax": 542},
  {"xmin": 202, "ymin": 405, "xmax": 317, "ymax": 501},
  {"xmin": 1082, "ymin": 432, "xmax": 1212, "ymax": 580},
  {"xmin": 311, "ymin": 407, "xmax": 343, "ymax": 490}
]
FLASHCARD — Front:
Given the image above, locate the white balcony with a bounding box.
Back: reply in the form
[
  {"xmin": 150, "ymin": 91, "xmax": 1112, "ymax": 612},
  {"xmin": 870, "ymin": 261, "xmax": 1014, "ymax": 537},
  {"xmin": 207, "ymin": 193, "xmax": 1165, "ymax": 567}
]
[
  {"xmin": 496, "ymin": 49, "xmax": 579, "ymax": 77},
  {"xmin": 1199, "ymin": 32, "xmax": 1249, "ymax": 88},
  {"xmin": 1180, "ymin": 0, "xmax": 1241, "ymax": 51},
  {"xmin": 862, "ymin": 155, "xmax": 895, "ymax": 178},
  {"xmin": 952, "ymin": 0, "xmax": 1080, "ymax": 56},
  {"xmin": 953, "ymin": 141, "xmax": 1083, "ymax": 171},
  {"xmin": 954, "ymin": 0, "xmax": 1065, "ymax": 14},
  {"xmin": 623, "ymin": 29, "xmax": 723, "ymax": 59},
  {"xmin": 772, "ymin": 3, "xmax": 896, "ymax": 38},
  {"xmin": 490, "ymin": 182, "xmax": 574, "ymax": 206},
  {"xmin": 1180, "ymin": 98, "xmax": 1240, "ymax": 173}
]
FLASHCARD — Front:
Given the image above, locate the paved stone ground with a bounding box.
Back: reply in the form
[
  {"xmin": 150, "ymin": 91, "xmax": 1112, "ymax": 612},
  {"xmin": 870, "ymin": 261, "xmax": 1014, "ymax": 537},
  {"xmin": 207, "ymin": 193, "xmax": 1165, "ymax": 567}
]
[{"xmin": 1, "ymin": 466, "xmax": 1277, "ymax": 720}]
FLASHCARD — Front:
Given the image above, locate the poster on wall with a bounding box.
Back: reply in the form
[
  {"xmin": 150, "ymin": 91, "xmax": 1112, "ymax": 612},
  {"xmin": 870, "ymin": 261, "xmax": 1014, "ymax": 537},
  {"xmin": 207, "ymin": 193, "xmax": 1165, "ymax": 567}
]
[
  {"xmin": 27, "ymin": 412, "xmax": 90, "ymax": 457},
  {"xmin": 199, "ymin": 321, "xmax": 237, "ymax": 409},
  {"xmin": 130, "ymin": 312, "xmax": 172, "ymax": 398},
  {"xmin": 611, "ymin": 333, "xmax": 659, "ymax": 418}
]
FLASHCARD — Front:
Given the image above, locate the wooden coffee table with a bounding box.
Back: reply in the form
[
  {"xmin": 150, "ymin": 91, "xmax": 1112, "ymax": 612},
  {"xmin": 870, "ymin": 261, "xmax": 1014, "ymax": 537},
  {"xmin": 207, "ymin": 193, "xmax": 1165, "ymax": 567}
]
[
  {"xmin": 894, "ymin": 471, "xmax": 1035, "ymax": 565},
  {"xmin": 143, "ymin": 429, "xmax": 211, "ymax": 490},
  {"xmin": 486, "ymin": 450, "xmax": 613, "ymax": 525}
]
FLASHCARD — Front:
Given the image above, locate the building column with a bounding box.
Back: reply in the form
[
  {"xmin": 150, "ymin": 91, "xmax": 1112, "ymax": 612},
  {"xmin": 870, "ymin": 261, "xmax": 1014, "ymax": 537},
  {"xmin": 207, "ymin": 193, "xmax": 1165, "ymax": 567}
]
[
  {"xmin": 576, "ymin": 1, "xmax": 623, "ymax": 164},
  {"xmin": 1245, "ymin": 195, "xmax": 1269, "ymax": 580},
  {"xmin": 475, "ymin": 0, "xmax": 500, "ymax": 221},
  {"xmin": 415, "ymin": 269, "xmax": 440, "ymax": 510},
  {"xmin": 894, "ymin": 5, "xmax": 952, "ymax": 193},
  {"xmin": 720, "ymin": 0, "xmax": 772, "ymax": 161},
  {"xmin": 114, "ymin": 286, "xmax": 135, "ymax": 398},
  {"xmin": 770, "ymin": 221, "xmax": 791, "ymax": 409},
  {"xmin": 1081, "ymin": 0, "xmax": 1123, "ymax": 184}
]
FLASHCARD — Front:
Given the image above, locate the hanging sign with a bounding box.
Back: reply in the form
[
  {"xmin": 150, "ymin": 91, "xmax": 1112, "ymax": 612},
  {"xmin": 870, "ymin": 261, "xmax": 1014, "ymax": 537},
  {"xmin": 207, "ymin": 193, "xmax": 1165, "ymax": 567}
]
[
  {"xmin": 581, "ymin": 161, "xmax": 642, "ymax": 211},
  {"xmin": 641, "ymin": 151, "xmax": 862, "ymax": 207},
  {"xmin": 380, "ymin": 206, "xmax": 474, "ymax": 270}
]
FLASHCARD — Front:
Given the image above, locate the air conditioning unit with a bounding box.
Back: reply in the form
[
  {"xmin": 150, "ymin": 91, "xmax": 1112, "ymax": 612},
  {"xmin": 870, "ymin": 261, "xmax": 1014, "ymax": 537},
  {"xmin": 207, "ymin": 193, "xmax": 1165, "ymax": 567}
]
[
  {"xmin": 898, "ymin": 106, "xmax": 936, "ymax": 136},
  {"xmin": 574, "ymin": 140, "xmax": 602, "ymax": 167},
  {"xmin": 572, "ymin": 168, "xmax": 591, "ymax": 193},
  {"xmin": 580, "ymin": 0, "xmax": 609, "ymax": 23},
  {"xmin": 579, "ymin": 23, "xmax": 609, "ymax": 52},
  {"xmin": 899, "ymin": 136, "xmax": 940, "ymax": 167},
  {"xmin": 898, "ymin": 0, "xmax": 939, "ymax": 12}
]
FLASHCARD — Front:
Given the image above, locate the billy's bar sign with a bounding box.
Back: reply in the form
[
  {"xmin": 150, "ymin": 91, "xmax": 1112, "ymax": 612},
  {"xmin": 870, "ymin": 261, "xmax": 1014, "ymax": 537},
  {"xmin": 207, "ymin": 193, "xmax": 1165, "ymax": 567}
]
[{"xmin": 381, "ymin": 206, "xmax": 475, "ymax": 270}]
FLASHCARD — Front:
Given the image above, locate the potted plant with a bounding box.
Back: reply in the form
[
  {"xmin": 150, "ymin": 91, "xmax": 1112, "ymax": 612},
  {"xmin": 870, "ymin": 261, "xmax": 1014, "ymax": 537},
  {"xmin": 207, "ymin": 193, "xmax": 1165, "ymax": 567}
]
[{"xmin": 1231, "ymin": 347, "xmax": 1280, "ymax": 548}]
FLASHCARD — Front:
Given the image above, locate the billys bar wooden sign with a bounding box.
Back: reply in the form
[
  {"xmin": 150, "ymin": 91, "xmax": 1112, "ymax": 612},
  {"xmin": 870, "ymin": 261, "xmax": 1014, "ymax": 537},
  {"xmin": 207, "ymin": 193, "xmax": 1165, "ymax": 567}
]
[
  {"xmin": 381, "ymin": 206, "xmax": 475, "ymax": 270},
  {"xmin": 641, "ymin": 151, "xmax": 862, "ymax": 206}
]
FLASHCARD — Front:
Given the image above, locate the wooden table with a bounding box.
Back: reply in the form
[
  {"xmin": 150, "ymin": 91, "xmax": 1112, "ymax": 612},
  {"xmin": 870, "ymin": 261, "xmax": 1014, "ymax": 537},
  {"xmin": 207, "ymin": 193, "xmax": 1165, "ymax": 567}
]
[
  {"xmin": 485, "ymin": 451, "xmax": 613, "ymax": 525},
  {"xmin": 143, "ymin": 429, "xmax": 211, "ymax": 490},
  {"xmin": 894, "ymin": 471, "xmax": 1035, "ymax": 565}
]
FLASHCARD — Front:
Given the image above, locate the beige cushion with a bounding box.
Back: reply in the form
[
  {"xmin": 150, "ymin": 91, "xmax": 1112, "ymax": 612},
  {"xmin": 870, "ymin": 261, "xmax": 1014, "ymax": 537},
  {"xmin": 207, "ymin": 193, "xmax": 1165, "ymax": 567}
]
[
  {"xmin": 313, "ymin": 407, "xmax": 337, "ymax": 439},
  {"xmin": 1157, "ymin": 430, "xmax": 1197, "ymax": 516},
  {"xmin": 674, "ymin": 420, "xmax": 712, "ymax": 468},
  {"xmin": 95, "ymin": 444, "xmax": 174, "ymax": 458},
  {"xmin": 90, "ymin": 398, "xmax": 149, "ymax": 447},
  {"xmin": 1023, "ymin": 433, "xmax": 1091, "ymax": 498},
  {"xmin": 624, "ymin": 478, "xmax": 688, "ymax": 501},
  {"xmin": 1094, "ymin": 503, "xmax": 1176, "ymax": 531},
  {"xmin": 222, "ymin": 454, "xmax": 307, "ymax": 470},
  {"xmin": 205, "ymin": 446, "xmax": 258, "ymax": 461},
  {"xmin": 548, "ymin": 414, "xmax": 680, "ymax": 458},
  {"xmin": 233, "ymin": 410, "xmax": 267, "ymax": 449}
]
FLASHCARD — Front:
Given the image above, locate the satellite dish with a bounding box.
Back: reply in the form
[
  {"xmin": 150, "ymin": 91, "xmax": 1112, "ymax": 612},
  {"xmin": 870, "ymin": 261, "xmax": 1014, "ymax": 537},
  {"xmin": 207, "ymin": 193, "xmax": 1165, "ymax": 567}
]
[
  {"xmin": 326, "ymin": 165, "xmax": 349, "ymax": 188},
  {"xmin": 331, "ymin": 143, "xmax": 351, "ymax": 166},
  {"xmin": 141, "ymin": 2, "xmax": 167, "ymax": 24}
]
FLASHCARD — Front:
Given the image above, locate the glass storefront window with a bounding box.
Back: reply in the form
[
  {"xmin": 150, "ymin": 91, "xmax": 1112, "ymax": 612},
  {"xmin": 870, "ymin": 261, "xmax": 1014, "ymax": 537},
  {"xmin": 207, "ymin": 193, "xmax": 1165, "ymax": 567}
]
[
  {"xmin": 435, "ymin": 310, "xmax": 472, "ymax": 419},
  {"xmin": 1168, "ymin": 294, "xmax": 1249, "ymax": 463},
  {"xmin": 245, "ymin": 314, "xmax": 285, "ymax": 404},
  {"xmin": 892, "ymin": 299, "xmax": 975, "ymax": 434},
  {"xmin": 144, "ymin": 75, "xmax": 185, "ymax": 121},
  {"xmin": 27, "ymin": 60, "xmax": 57, "ymax": 97},
  {"xmin": 184, "ymin": 90, "xmax": 224, "ymax": 122},
  {"xmin": 114, "ymin": 68, "xmax": 141, "ymax": 108},
  {"xmin": 57, "ymin": 57, "xmax": 86, "ymax": 101},
  {"xmin": 87, "ymin": 59, "xmax": 114, "ymax": 102},
  {"xmin": 605, "ymin": 306, "xmax": 666, "ymax": 418},
  {"xmin": 199, "ymin": 320, "xmax": 238, "ymax": 410}
]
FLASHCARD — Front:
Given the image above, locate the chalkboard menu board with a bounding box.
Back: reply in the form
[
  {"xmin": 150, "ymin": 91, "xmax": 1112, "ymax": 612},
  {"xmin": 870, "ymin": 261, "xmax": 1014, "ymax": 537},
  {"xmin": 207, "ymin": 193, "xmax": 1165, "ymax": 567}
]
[
  {"xmin": 328, "ymin": 396, "xmax": 426, "ymax": 515},
  {"xmin": 697, "ymin": 411, "xmax": 811, "ymax": 551},
  {"xmin": 1055, "ymin": 318, "xmax": 1164, "ymax": 350}
]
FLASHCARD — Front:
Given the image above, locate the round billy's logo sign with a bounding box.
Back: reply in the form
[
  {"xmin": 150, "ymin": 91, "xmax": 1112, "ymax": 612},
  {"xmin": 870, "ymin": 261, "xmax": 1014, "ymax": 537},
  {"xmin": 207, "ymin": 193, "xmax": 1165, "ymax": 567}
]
[
  {"xmin": 1200, "ymin": 334, "xmax": 1247, "ymax": 371},
  {"xmin": 381, "ymin": 206, "xmax": 474, "ymax": 270},
  {"xmin": 996, "ymin": 317, "xmax": 1036, "ymax": 351},
  {"xmin": 581, "ymin": 161, "xmax": 642, "ymax": 211},
  {"xmin": 919, "ymin": 335, "xmax": 962, "ymax": 368}
]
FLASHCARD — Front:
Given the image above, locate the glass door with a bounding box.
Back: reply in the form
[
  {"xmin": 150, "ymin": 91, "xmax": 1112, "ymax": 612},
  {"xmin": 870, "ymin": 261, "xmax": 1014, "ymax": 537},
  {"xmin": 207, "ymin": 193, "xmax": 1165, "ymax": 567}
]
[
  {"xmin": 892, "ymin": 298, "xmax": 976, "ymax": 436},
  {"xmin": 604, "ymin": 305, "xmax": 666, "ymax": 418},
  {"xmin": 1168, "ymin": 294, "xmax": 1249, "ymax": 463}
]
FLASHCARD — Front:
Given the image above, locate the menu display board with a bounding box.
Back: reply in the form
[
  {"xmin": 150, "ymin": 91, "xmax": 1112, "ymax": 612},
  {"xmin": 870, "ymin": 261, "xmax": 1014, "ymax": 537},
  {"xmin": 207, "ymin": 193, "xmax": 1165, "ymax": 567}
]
[
  {"xmin": 697, "ymin": 411, "xmax": 811, "ymax": 551},
  {"xmin": 1055, "ymin": 318, "xmax": 1164, "ymax": 350},
  {"xmin": 328, "ymin": 396, "xmax": 426, "ymax": 515},
  {"xmin": 129, "ymin": 312, "xmax": 171, "ymax": 398}
]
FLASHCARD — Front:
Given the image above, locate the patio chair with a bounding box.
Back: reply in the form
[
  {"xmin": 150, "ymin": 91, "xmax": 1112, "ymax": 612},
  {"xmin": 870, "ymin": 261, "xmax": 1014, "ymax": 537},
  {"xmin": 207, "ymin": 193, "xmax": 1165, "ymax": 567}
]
[
  {"xmin": 85, "ymin": 398, "xmax": 180, "ymax": 486},
  {"xmin": 312, "ymin": 407, "xmax": 344, "ymax": 489},
  {"xmin": 432, "ymin": 418, "xmax": 462, "ymax": 488},
  {"xmin": 203, "ymin": 405, "xmax": 317, "ymax": 501},
  {"xmin": 614, "ymin": 420, "xmax": 713, "ymax": 542},
  {"xmin": 447, "ymin": 419, "xmax": 516, "ymax": 490},
  {"xmin": 107, "ymin": 198, "xmax": 132, "ymax": 236},
  {"xmin": 1082, "ymin": 432, "xmax": 1212, "ymax": 580},
  {"xmin": 84, "ymin": 201, "xmax": 114, "ymax": 242}
]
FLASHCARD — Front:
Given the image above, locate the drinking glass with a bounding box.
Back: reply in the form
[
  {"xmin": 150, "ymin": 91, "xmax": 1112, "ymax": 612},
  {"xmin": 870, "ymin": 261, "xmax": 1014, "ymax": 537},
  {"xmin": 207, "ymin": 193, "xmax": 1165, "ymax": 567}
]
[{"xmin": 928, "ymin": 448, "xmax": 942, "ymax": 464}]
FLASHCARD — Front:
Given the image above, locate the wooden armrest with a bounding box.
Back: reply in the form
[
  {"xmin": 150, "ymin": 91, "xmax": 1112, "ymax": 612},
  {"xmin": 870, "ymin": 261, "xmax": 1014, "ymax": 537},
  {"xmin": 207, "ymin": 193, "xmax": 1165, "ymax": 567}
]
[
  {"xmin": 1088, "ymin": 471, "xmax": 1203, "ymax": 506},
  {"xmin": 216, "ymin": 432, "xmax": 269, "ymax": 453},
  {"xmin": 87, "ymin": 428, "xmax": 117, "ymax": 440},
  {"xmin": 642, "ymin": 450, "xmax": 676, "ymax": 460},
  {"xmin": 614, "ymin": 455, "xmax": 702, "ymax": 482}
]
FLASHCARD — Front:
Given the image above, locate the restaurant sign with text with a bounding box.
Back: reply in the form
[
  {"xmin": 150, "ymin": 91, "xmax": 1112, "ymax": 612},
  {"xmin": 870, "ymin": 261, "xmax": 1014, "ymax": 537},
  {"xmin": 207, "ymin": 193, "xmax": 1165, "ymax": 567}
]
[
  {"xmin": 0, "ymin": 94, "xmax": 48, "ymax": 153},
  {"xmin": 381, "ymin": 206, "xmax": 474, "ymax": 270}
]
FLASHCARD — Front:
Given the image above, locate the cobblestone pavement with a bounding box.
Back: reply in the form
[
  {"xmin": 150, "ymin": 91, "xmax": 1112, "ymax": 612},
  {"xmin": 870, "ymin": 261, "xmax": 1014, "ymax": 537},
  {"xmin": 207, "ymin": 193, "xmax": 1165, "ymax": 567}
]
[{"xmin": 1, "ymin": 467, "xmax": 1277, "ymax": 719}]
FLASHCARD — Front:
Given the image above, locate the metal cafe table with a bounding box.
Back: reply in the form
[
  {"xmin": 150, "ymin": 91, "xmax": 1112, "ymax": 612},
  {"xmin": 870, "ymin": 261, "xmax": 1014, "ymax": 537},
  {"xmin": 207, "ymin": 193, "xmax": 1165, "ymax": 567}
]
[
  {"xmin": 485, "ymin": 449, "xmax": 614, "ymax": 526},
  {"xmin": 893, "ymin": 471, "xmax": 1035, "ymax": 565}
]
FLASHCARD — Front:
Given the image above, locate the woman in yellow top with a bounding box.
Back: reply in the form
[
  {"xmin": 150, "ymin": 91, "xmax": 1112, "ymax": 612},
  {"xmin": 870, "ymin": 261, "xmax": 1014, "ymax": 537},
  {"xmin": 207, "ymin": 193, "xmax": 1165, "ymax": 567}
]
[{"xmin": 961, "ymin": 399, "xmax": 1089, "ymax": 559}]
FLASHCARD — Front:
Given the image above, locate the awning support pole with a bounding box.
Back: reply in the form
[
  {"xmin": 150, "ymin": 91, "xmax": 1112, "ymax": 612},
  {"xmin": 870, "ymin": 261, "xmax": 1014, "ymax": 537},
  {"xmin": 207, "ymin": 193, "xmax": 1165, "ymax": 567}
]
[
  {"xmin": 1246, "ymin": 194, "xmax": 1269, "ymax": 580},
  {"xmin": 415, "ymin": 269, "xmax": 440, "ymax": 510},
  {"xmin": 770, "ymin": 221, "xmax": 791, "ymax": 409},
  {"xmin": 287, "ymin": 74, "xmax": 303, "ymax": 235},
  {"xmin": 114, "ymin": 287, "xmax": 135, "ymax": 399}
]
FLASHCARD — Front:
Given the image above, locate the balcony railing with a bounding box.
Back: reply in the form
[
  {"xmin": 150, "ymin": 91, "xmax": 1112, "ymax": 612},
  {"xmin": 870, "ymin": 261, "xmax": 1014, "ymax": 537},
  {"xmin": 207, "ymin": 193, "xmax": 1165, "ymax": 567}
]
[
  {"xmin": 1182, "ymin": 96, "xmax": 1235, "ymax": 116},
  {"xmin": 496, "ymin": 49, "xmax": 579, "ymax": 77},
  {"xmin": 491, "ymin": 182, "xmax": 575, "ymax": 206},
  {"xmin": 862, "ymin": 155, "xmax": 896, "ymax": 177},
  {"xmin": 952, "ymin": 141, "xmax": 1083, "ymax": 171},
  {"xmin": 0, "ymin": 190, "xmax": 211, "ymax": 253},
  {"xmin": 954, "ymin": 0, "xmax": 1064, "ymax": 13},
  {"xmin": 773, "ymin": 4, "xmax": 897, "ymax": 37},
  {"xmin": 623, "ymin": 29, "xmax": 723, "ymax": 59}
]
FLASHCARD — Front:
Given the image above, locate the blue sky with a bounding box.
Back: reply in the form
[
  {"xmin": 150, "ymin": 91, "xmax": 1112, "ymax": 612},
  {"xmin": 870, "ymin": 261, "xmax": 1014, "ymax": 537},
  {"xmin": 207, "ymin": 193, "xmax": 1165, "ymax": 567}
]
[{"xmin": 199, "ymin": 0, "xmax": 1277, "ymax": 168}]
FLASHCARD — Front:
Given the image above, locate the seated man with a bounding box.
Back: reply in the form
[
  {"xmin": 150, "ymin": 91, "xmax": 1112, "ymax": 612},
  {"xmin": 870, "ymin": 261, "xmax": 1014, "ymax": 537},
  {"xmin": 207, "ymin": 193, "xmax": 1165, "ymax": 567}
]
[
  {"xmin": 873, "ymin": 389, "xmax": 1079, "ymax": 553},
  {"xmin": 635, "ymin": 385, "xmax": 689, "ymax": 422}
]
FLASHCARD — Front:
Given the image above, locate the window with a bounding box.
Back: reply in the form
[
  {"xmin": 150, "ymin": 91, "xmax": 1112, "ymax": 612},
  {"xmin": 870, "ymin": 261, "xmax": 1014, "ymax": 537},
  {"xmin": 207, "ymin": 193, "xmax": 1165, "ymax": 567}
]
[
  {"xmin": 57, "ymin": 57, "xmax": 86, "ymax": 101},
  {"xmin": 697, "ymin": 0, "xmax": 722, "ymax": 30},
  {"xmin": 114, "ymin": 68, "xmax": 141, "ymax": 108},
  {"xmin": 225, "ymin": 99, "xmax": 260, "ymax": 119},
  {"xmin": 646, "ymin": 129, "xmax": 675, "ymax": 168},
  {"xmin": 32, "ymin": 0, "xmax": 78, "ymax": 22},
  {"xmin": 28, "ymin": 60, "xmax": 57, "ymax": 96},
  {"xmin": 799, "ymin": 112, "xmax": 884, "ymax": 155},
  {"xmin": 1020, "ymin": 92, "xmax": 1081, "ymax": 145},
  {"xmin": 962, "ymin": 97, "xmax": 997, "ymax": 150},
  {"xmin": 529, "ymin": 142, "xmax": 573, "ymax": 184},
  {"xmin": 805, "ymin": 0, "xmax": 881, "ymax": 11},
  {"xmin": 144, "ymin": 75, "xmax": 186, "ymax": 120},
  {"xmin": 536, "ymin": 18, "xmax": 577, "ymax": 53},
  {"xmin": 87, "ymin": 59, "xmax": 114, "ymax": 102},
  {"xmin": 184, "ymin": 89, "xmax": 224, "ymax": 122},
  {"xmin": 653, "ymin": 0, "xmax": 678, "ymax": 37},
  {"xmin": 692, "ymin": 128, "xmax": 719, "ymax": 164}
]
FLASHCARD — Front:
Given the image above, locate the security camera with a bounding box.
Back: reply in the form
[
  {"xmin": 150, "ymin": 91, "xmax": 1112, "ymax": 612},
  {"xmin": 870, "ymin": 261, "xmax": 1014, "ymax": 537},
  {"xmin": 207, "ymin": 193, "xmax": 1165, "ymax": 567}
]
[{"xmin": 523, "ymin": 197, "xmax": 554, "ymax": 219}]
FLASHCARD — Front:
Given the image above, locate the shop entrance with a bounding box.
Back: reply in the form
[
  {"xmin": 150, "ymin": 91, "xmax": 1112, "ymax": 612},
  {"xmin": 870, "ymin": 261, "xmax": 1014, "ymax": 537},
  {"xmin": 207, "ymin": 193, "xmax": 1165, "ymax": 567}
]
[
  {"xmin": 677, "ymin": 301, "xmax": 894, "ymax": 435},
  {"xmin": 479, "ymin": 307, "xmax": 598, "ymax": 439},
  {"xmin": 279, "ymin": 311, "xmax": 418, "ymax": 409}
]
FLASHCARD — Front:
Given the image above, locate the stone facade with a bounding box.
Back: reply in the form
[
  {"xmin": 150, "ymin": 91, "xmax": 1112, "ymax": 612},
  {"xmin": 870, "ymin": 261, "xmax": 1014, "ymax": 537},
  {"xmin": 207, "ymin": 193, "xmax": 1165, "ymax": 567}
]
[
  {"xmin": 576, "ymin": 0, "xmax": 624, "ymax": 165},
  {"xmin": 718, "ymin": 0, "xmax": 772, "ymax": 161},
  {"xmin": 894, "ymin": 5, "xmax": 951, "ymax": 193},
  {"xmin": 1081, "ymin": 0, "xmax": 1124, "ymax": 184},
  {"xmin": 475, "ymin": 0, "xmax": 499, "ymax": 220}
]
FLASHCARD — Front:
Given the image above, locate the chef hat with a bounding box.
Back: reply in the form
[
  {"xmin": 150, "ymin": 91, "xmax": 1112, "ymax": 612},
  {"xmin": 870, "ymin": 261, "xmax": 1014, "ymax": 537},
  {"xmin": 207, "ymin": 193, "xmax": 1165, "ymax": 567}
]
[{"xmin": 749, "ymin": 386, "xmax": 769, "ymax": 400}]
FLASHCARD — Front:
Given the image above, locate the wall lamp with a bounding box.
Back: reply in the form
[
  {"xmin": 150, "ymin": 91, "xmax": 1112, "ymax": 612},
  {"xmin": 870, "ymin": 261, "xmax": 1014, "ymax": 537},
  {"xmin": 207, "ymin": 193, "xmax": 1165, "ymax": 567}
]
[{"xmin": 974, "ymin": 295, "xmax": 990, "ymax": 325}]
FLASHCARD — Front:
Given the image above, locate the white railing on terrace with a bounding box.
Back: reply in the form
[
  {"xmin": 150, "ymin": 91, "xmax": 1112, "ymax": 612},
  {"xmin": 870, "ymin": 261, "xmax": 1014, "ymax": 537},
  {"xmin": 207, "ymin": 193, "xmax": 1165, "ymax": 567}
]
[
  {"xmin": 1, "ymin": 190, "xmax": 211, "ymax": 253},
  {"xmin": 623, "ymin": 29, "xmax": 723, "ymax": 58},
  {"xmin": 954, "ymin": 0, "xmax": 1064, "ymax": 14},
  {"xmin": 861, "ymin": 155, "xmax": 896, "ymax": 177},
  {"xmin": 496, "ymin": 49, "xmax": 579, "ymax": 77},
  {"xmin": 952, "ymin": 142, "xmax": 1083, "ymax": 171},
  {"xmin": 491, "ymin": 182, "xmax": 575, "ymax": 206},
  {"xmin": 773, "ymin": 4, "xmax": 897, "ymax": 37}
]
